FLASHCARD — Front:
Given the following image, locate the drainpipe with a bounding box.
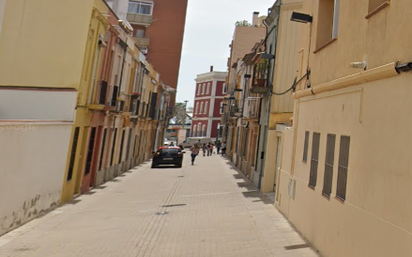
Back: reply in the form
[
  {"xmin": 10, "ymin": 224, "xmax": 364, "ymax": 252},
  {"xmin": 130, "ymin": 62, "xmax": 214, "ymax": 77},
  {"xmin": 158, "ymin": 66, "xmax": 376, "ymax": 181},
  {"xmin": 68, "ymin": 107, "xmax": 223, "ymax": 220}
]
[{"xmin": 118, "ymin": 39, "xmax": 128, "ymax": 96}]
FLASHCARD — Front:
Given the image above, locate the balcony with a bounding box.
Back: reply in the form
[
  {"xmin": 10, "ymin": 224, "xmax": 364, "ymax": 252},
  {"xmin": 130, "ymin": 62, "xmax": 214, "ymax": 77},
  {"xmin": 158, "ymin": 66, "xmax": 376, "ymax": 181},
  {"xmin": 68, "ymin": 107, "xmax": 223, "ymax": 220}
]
[
  {"xmin": 133, "ymin": 37, "xmax": 150, "ymax": 47},
  {"xmin": 251, "ymin": 78, "xmax": 269, "ymax": 94},
  {"xmin": 244, "ymin": 97, "xmax": 260, "ymax": 119},
  {"xmin": 126, "ymin": 13, "xmax": 153, "ymax": 25}
]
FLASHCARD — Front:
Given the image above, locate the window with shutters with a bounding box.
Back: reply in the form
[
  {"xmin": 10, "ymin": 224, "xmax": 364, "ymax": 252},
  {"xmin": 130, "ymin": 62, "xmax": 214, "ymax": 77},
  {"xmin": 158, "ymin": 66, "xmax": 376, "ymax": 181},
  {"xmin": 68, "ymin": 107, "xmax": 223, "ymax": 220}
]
[
  {"xmin": 84, "ymin": 127, "xmax": 97, "ymax": 175},
  {"xmin": 98, "ymin": 128, "xmax": 107, "ymax": 171},
  {"xmin": 336, "ymin": 136, "xmax": 350, "ymax": 201},
  {"xmin": 67, "ymin": 127, "xmax": 80, "ymax": 181},
  {"xmin": 309, "ymin": 132, "xmax": 320, "ymax": 188},
  {"xmin": 322, "ymin": 134, "xmax": 336, "ymax": 198},
  {"xmin": 118, "ymin": 129, "xmax": 126, "ymax": 164},
  {"xmin": 110, "ymin": 128, "xmax": 118, "ymax": 166},
  {"xmin": 315, "ymin": 0, "xmax": 340, "ymax": 51},
  {"xmin": 303, "ymin": 131, "xmax": 309, "ymax": 162}
]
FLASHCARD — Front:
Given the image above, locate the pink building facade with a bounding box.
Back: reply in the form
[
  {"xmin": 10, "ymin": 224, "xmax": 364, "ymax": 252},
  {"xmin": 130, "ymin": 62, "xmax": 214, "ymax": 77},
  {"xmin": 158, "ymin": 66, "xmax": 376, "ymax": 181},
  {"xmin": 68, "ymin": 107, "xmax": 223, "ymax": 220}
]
[{"xmin": 191, "ymin": 69, "xmax": 227, "ymax": 141}]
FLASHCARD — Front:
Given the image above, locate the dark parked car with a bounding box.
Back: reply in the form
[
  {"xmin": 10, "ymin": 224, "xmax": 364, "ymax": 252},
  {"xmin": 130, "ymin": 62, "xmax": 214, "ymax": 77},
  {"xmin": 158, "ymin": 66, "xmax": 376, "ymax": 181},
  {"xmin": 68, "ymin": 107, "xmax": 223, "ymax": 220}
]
[{"xmin": 151, "ymin": 146, "xmax": 184, "ymax": 168}]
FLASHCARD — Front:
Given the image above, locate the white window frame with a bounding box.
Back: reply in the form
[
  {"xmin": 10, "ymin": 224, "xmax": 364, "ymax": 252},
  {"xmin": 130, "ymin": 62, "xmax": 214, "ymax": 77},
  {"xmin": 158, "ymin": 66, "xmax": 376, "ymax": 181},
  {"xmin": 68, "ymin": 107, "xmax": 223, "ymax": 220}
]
[
  {"xmin": 222, "ymin": 83, "xmax": 226, "ymax": 94},
  {"xmin": 207, "ymin": 83, "xmax": 210, "ymax": 94},
  {"xmin": 332, "ymin": 0, "xmax": 340, "ymax": 39},
  {"xmin": 128, "ymin": 1, "xmax": 153, "ymax": 15},
  {"xmin": 204, "ymin": 102, "xmax": 208, "ymax": 114},
  {"xmin": 220, "ymin": 102, "xmax": 224, "ymax": 114},
  {"xmin": 195, "ymin": 102, "xmax": 199, "ymax": 114},
  {"xmin": 200, "ymin": 102, "xmax": 204, "ymax": 114},
  {"xmin": 197, "ymin": 84, "xmax": 201, "ymax": 95},
  {"xmin": 202, "ymin": 125, "xmax": 206, "ymax": 136},
  {"xmin": 202, "ymin": 83, "xmax": 205, "ymax": 95}
]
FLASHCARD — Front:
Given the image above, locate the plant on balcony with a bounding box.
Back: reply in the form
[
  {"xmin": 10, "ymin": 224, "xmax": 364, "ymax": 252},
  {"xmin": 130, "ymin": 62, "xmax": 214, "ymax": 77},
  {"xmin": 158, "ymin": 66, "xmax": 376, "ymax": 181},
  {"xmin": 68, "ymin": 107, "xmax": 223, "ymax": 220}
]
[{"xmin": 255, "ymin": 59, "xmax": 268, "ymax": 87}]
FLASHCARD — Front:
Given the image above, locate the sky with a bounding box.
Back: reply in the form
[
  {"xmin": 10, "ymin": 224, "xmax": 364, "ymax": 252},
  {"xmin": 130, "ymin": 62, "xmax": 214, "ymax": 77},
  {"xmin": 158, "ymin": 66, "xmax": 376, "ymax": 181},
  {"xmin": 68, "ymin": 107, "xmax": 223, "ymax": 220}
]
[{"xmin": 175, "ymin": 0, "xmax": 276, "ymax": 108}]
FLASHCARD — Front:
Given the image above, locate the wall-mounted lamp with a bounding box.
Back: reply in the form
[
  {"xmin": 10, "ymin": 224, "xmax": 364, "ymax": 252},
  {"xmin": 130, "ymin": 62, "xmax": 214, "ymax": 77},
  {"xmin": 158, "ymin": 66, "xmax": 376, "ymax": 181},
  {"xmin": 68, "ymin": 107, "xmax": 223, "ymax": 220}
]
[
  {"xmin": 290, "ymin": 12, "xmax": 313, "ymax": 23},
  {"xmin": 395, "ymin": 61, "xmax": 412, "ymax": 73}
]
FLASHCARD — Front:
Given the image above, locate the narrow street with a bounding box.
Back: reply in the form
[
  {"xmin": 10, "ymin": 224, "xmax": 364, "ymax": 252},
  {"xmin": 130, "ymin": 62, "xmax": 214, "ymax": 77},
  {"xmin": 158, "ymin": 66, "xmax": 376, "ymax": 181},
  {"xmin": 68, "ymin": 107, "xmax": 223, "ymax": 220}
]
[{"xmin": 0, "ymin": 153, "xmax": 320, "ymax": 257}]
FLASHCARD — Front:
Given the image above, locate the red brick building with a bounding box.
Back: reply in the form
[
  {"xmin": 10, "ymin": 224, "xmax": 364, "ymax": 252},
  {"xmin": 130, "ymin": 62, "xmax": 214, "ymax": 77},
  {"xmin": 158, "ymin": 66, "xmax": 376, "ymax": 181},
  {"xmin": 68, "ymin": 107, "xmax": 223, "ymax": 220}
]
[
  {"xmin": 191, "ymin": 68, "xmax": 227, "ymax": 141},
  {"xmin": 106, "ymin": 0, "xmax": 188, "ymax": 106}
]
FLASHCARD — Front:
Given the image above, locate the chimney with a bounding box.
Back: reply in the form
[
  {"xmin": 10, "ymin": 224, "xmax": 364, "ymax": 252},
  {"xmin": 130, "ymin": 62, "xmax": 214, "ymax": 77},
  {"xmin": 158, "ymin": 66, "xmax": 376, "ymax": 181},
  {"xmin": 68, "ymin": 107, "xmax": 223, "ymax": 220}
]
[
  {"xmin": 252, "ymin": 11, "xmax": 259, "ymax": 27},
  {"xmin": 210, "ymin": 66, "xmax": 214, "ymax": 72}
]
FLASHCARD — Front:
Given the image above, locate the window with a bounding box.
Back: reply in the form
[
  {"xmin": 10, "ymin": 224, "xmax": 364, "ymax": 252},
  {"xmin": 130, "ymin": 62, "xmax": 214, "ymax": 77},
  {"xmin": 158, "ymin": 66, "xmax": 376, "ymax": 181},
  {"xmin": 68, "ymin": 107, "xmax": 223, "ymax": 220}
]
[
  {"xmin": 204, "ymin": 102, "xmax": 208, "ymax": 114},
  {"xmin": 202, "ymin": 83, "xmax": 205, "ymax": 95},
  {"xmin": 98, "ymin": 128, "xmax": 107, "ymax": 171},
  {"xmin": 67, "ymin": 127, "xmax": 80, "ymax": 181},
  {"xmin": 369, "ymin": 0, "xmax": 389, "ymax": 13},
  {"xmin": 207, "ymin": 83, "xmax": 210, "ymax": 94},
  {"xmin": 118, "ymin": 129, "xmax": 126, "ymax": 164},
  {"xmin": 202, "ymin": 125, "xmax": 206, "ymax": 137},
  {"xmin": 197, "ymin": 84, "xmax": 201, "ymax": 95},
  {"xmin": 316, "ymin": 0, "xmax": 340, "ymax": 49},
  {"xmin": 135, "ymin": 29, "xmax": 145, "ymax": 38},
  {"xmin": 85, "ymin": 127, "xmax": 97, "ymax": 175},
  {"xmin": 192, "ymin": 124, "xmax": 197, "ymax": 137},
  {"xmin": 200, "ymin": 102, "xmax": 204, "ymax": 114},
  {"xmin": 222, "ymin": 83, "xmax": 226, "ymax": 94},
  {"xmin": 309, "ymin": 132, "xmax": 320, "ymax": 188},
  {"xmin": 128, "ymin": 1, "xmax": 153, "ymax": 15},
  {"xmin": 303, "ymin": 131, "xmax": 309, "ymax": 162},
  {"xmin": 198, "ymin": 122, "xmax": 202, "ymax": 137},
  {"xmin": 195, "ymin": 102, "xmax": 199, "ymax": 114},
  {"xmin": 219, "ymin": 102, "xmax": 224, "ymax": 114},
  {"xmin": 322, "ymin": 134, "xmax": 336, "ymax": 198},
  {"xmin": 110, "ymin": 128, "xmax": 118, "ymax": 166},
  {"xmin": 336, "ymin": 136, "xmax": 350, "ymax": 201}
]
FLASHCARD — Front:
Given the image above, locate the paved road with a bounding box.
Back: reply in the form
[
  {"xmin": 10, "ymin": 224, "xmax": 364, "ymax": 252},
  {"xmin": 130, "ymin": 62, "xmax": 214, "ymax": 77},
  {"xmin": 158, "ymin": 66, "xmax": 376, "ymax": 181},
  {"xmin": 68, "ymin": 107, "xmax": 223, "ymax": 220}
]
[{"xmin": 0, "ymin": 152, "xmax": 320, "ymax": 257}]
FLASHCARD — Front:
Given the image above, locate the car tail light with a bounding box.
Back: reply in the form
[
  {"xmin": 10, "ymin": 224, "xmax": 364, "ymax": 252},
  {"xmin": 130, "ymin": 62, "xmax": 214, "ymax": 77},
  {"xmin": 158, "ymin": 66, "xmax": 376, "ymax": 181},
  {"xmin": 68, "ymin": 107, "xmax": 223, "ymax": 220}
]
[
  {"xmin": 154, "ymin": 152, "xmax": 160, "ymax": 157},
  {"xmin": 178, "ymin": 152, "xmax": 183, "ymax": 157}
]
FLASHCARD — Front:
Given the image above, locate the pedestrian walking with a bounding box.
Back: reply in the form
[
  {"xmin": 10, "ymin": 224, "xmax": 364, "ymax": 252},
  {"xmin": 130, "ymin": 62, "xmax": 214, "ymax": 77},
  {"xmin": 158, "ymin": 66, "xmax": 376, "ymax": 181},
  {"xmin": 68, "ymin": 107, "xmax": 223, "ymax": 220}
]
[
  {"xmin": 207, "ymin": 143, "xmax": 212, "ymax": 156},
  {"xmin": 221, "ymin": 142, "xmax": 226, "ymax": 156},
  {"xmin": 216, "ymin": 141, "xmax": 221, "ymax": 154},
  {"xmin": 201, "ymin": 143, "xmax": 207, "ymax": 156},
  {"xmin": 190, "ymin": 143, "xmax": 200, "ymax": 165}
]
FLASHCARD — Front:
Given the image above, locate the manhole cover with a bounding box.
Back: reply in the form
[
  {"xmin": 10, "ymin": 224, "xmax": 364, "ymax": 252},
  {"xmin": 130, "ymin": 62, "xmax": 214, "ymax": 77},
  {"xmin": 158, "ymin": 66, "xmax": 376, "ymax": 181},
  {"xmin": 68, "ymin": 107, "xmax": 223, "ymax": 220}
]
[
  {"xmin": 161, "ymin": 204, "xmax": 187, "ymax": 208},
  {"xmin": 155, "ymin": 211, "xmax": 169, "ymax": 215}
]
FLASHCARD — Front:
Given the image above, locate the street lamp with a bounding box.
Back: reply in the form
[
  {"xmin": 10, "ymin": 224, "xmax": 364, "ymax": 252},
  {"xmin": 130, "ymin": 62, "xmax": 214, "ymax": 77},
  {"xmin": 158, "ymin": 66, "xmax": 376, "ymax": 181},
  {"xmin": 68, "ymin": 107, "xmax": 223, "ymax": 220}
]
[{"xmin": 183, "ymin": 100, "xmax": 188, "ymax": 130}]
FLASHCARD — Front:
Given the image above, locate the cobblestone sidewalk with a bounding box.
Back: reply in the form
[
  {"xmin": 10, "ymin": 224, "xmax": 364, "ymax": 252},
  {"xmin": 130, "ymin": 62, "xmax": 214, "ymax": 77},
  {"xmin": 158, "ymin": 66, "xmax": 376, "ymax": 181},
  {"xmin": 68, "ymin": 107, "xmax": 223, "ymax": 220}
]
[{"xmin": 0, "ymin": 153, "xmax": 321, "ymax": 257}]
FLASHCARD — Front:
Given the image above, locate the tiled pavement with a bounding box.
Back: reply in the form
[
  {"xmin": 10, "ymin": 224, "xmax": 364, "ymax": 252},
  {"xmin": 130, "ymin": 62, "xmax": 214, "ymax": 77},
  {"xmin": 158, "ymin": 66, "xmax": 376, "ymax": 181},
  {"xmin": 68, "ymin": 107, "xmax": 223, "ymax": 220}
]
[{"xmin": 0, "ymin": 152, "xmax": 321, "ymax": 257}]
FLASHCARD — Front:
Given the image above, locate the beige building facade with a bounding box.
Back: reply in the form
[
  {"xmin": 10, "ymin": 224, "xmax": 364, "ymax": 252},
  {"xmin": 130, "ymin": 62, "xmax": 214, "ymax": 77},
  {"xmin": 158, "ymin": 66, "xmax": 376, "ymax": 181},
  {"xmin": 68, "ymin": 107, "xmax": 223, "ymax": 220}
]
[{"xmin": 276, "ymin": 0, "xmax": 412, "ymax": 256}]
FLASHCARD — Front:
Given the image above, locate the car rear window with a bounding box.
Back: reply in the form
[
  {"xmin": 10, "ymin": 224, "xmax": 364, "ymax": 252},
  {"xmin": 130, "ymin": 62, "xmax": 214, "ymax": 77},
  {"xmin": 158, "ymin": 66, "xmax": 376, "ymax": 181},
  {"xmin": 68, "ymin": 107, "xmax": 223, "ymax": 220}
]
[{"xmin": 159, "ymin": 149, "xmax": 180, "ymax": 155}]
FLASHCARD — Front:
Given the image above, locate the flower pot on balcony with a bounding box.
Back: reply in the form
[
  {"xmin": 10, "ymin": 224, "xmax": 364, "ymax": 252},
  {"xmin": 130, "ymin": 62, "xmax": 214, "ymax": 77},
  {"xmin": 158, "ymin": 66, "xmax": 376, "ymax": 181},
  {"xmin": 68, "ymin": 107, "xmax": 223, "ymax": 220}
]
[{"xmin": 255, "ymin": 78, "xmax": 266, "ymax": 87}]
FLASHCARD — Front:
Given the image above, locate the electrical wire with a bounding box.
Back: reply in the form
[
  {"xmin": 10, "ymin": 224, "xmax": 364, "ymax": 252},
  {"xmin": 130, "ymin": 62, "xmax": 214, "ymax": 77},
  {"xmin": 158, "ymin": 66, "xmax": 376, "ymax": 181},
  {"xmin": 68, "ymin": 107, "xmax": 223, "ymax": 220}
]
[{"xmin": 269, "ymin": 69, "xmax": 311, "ymax": 96}]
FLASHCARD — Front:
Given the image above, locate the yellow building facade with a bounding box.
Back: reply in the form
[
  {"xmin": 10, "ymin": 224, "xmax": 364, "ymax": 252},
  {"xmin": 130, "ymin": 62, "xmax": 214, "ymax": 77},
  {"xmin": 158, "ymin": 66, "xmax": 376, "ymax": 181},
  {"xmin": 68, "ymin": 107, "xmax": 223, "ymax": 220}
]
[{"xmin": 276, "ymin": 0, "xmax": 412, "ymax": 256}]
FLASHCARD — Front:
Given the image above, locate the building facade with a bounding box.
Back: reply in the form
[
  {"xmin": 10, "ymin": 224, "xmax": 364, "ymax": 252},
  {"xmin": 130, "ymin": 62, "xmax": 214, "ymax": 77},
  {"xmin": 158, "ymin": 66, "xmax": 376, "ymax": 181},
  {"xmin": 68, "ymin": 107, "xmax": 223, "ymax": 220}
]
[
  {"xmin": 0, "ymin": 0, "xmax": 100, "ymax": 236},
  {"xmin": 191, "ymin": 69, "xmax": 227, "ymax": 141},
  {"xmin": 221, "ymin": 12, "xmax": 267, "ymax": 163},
  {"xmin": 276, "ymin": 0, "xmax": 412, "ymax": 256},
  {"xmin": 0, "ymin": 0, "xmax": 171, "ymax": 236},
  {"xmin": 105, "ymin": 0, "xmax": 188, "ymax": 106}
]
